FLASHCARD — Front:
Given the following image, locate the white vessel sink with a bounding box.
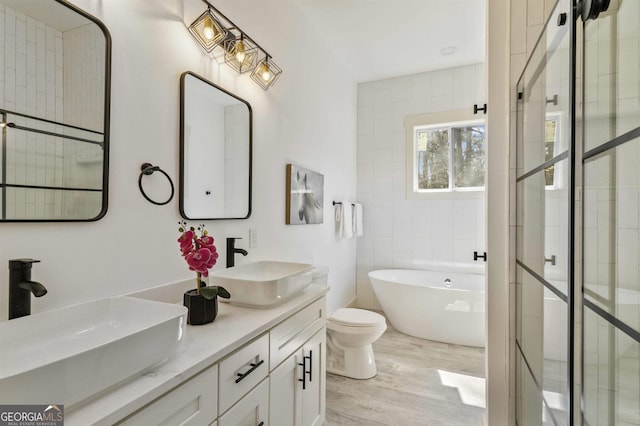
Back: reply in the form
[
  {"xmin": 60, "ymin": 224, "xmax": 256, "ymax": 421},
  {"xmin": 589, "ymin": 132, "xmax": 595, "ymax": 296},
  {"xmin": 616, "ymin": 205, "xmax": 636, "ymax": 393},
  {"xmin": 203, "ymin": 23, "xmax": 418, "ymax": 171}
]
[
  {"xmin": 210, "ymin": 261, "xmax": 314, "ymax": 307},
  {"xmin": 0, "ymin": 296, "xmax": 187, "ymax": 409}
]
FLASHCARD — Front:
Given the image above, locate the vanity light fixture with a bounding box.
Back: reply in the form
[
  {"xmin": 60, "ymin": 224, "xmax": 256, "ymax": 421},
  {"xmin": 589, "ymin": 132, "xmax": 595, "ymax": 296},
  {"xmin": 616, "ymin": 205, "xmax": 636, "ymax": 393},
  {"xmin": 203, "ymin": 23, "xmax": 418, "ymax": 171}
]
[
  {"xmin": 250, "ymin": 57, "xmax": 282, "ymax": 90},
  {"xmin": 189, "ymin": 1, "xmax": 282, "ymax": 90},
  {"xmin": 224, "ymin": 34, "xmax": 258, "ymax": 74},
  {"xmin": 188, "ymin": 6, "xmax": 228, "ymax": 53}
]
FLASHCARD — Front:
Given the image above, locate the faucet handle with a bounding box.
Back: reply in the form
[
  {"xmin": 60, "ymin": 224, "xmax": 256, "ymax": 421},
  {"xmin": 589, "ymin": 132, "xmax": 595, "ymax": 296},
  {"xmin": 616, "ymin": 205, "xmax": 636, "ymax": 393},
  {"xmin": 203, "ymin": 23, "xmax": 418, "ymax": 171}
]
[{"xmin": 9, "ymin": 259, "xmax": 41, "ymax": 269}]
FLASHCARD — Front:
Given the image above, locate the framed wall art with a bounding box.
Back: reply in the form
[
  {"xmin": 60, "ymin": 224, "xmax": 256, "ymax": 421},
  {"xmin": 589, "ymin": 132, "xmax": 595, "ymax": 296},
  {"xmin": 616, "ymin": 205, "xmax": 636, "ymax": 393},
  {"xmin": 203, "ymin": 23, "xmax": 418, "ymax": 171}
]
[{"xmin": 286, "ymin": 164, "xmax": 324, "ymax": 225}]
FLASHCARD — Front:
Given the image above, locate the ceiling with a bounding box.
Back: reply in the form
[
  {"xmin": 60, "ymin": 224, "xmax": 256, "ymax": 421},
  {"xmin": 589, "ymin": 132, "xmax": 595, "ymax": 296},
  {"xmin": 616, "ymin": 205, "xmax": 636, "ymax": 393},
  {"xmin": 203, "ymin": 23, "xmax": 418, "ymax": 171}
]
[
  {"xmin": 1, "ymin": 0, "xmax": 90, "ymax": 32},
  {"xmin": 7, "ymin": 0, "xmax": 486, "ymax": 84},
  {"xmin": 294, "ymin": 0, "xmax": 487, "ymax": 83}
]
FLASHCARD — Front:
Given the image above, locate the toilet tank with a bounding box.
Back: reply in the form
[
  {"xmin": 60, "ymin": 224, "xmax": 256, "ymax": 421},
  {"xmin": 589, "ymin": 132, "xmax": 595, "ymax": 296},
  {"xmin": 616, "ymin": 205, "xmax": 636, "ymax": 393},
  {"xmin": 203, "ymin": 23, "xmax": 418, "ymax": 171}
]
[{"xmin": 311, "ymin": 265, "xmax": 329, "ymax": 285}]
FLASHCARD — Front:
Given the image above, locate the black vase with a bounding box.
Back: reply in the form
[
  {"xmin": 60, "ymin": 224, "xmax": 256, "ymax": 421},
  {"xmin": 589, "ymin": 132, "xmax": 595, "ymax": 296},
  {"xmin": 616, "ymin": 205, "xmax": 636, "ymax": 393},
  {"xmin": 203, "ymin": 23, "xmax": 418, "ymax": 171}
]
[{"xmin": 183, "ymin": 289, "xmax": 218, "ymax": 325}]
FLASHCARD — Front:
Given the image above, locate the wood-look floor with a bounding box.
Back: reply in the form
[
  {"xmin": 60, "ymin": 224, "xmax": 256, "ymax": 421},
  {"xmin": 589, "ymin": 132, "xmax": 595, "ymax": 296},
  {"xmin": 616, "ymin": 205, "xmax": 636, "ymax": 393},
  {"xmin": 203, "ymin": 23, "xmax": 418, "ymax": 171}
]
[{"xmin": 325, "ymin": 320, "xmax": 486, "ymax": 426}]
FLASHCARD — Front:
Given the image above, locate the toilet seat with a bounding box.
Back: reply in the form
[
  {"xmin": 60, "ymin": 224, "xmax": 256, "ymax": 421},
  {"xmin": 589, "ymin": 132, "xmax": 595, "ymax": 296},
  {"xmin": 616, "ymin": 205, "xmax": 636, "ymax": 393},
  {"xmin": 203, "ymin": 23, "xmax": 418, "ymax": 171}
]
[{"xmin": 328, "ymin": 308, "xmax": 386, "ymax": 327}]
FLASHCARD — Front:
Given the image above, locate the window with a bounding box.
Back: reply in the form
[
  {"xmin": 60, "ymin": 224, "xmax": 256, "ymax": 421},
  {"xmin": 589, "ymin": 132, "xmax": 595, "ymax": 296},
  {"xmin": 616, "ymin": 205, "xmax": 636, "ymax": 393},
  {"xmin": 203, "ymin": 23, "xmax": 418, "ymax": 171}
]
[
  {"xmin": 544, "ymin": 113, "xmax": 568, "ymax": 189},
  {"xmin": 406, "ymin": 109, "xmax": 486, "ymax": 197},
  {"xmin": 544, "ymin": 115, "xmax": 560, "ymax": 187},
  {"xmin": 414, "ymin": 122, "xmax": 486, "ymax": 191}
]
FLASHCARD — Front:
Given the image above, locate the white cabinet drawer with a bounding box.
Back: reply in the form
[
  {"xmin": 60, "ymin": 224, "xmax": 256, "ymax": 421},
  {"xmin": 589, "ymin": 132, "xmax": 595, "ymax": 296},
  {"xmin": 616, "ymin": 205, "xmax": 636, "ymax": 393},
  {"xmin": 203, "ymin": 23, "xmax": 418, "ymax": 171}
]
[
  {"xmin": 270, "ymin": 298, "xmax": 325, "ymax": 370},
  {"xmin": 218, "ymin": 378, "xmax": 269, "ymax": 426},
  {"xmin": 219, "ymin": 333, "xmax": 269, "ymax": 414},
  {"xmin": 118, "ymin": 364, "xmax": 218, "ymax": 426}
]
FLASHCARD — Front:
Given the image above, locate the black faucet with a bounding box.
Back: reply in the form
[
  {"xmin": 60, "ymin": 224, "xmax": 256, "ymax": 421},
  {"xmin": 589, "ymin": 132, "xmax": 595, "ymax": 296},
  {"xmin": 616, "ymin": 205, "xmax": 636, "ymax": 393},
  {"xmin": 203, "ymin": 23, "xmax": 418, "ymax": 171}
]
[
  {"xmin": 9, "ymin": 259, "xmax": 47, "ymax": 320},
  {"xmin": 226, "ymin": 237, "xmax": 248, "ymax": 268}
]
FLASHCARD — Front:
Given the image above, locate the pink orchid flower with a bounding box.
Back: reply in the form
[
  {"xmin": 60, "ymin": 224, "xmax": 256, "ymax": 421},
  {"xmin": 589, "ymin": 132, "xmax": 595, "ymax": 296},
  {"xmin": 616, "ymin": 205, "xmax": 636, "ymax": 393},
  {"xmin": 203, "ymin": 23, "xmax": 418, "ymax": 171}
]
[
  {"xmin": 178, "ymin": 223, "xmax": 218, "ymax": 283},
  {"xmin": 178, "ymin": 230, "xmax": 195, "ymax": 256},
  {"xmin": 186, "ymin": 247, "xmax": 214, "ymax": 275},
  {"xmin": 198, "ymin": 235, "xmax": 215, "ymax": 249}
]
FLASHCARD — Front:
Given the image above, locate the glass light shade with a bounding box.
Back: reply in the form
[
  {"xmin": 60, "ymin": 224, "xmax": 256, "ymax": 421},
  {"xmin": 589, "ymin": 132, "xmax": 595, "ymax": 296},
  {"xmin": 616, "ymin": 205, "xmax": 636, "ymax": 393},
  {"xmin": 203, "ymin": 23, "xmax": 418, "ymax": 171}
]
[
  {"xmin": 250, "ymin": 58, "xmax": 282, "ymax": 90},
  {"xmin": 224, "ymin": 36, "xmax": 258, "ymax": 74},
  {"xmin": 188, "ymin": 8, "xmax": 228, "ymax": 53}
]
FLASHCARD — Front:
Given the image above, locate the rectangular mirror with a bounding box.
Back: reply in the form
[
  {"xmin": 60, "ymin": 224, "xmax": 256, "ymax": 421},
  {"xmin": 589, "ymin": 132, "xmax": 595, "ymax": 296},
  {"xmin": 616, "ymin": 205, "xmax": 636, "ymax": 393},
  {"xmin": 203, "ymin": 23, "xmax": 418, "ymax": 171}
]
[
  {"xmin": 179, "ymin": 72, "xmax": 252, "ymax": 219},
  {"xmin": 0, "ymin": 0, "xmax": 111, "ymax": 221}
]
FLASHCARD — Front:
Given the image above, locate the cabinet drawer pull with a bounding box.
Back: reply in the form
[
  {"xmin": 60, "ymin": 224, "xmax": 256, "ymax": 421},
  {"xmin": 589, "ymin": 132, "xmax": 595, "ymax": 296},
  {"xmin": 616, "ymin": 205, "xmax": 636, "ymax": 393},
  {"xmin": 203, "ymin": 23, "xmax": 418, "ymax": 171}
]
[
  {"xmin": 299, "ymin": 349, "xmax": 313, "ymax": 390},
  {"xmin": 306, "ymin": 350, "xmax": 313, "ymax": 382},
  {"xmin": 298, "ymin": 357, "xmax": 307, "ymax": 390},
  {"xmin": 235, "ymin": 359, "xmax": 264, "ymax": 384},
  {"xmin": 258, "ymin": 422, "xmax": 264, "ymax": 426}
]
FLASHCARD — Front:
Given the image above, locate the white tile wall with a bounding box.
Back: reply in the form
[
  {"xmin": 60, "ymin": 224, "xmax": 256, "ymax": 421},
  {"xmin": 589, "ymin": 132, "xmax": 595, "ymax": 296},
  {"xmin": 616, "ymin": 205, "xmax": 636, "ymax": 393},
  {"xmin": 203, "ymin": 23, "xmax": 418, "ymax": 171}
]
[
  {"xmin": 1, "ymin": 4, "xmax": 63, "ymax": 218},
  {"xmin": 581, "ymin": 0, "xmax": 640, "ymax": 345},
  {"xmin": 1, "ymin": 4, "xmax": 104, "ymax": 219},
  {"xmin": 62, "ymin": 23, "xmax": 104, "ymax": 219},
  {"xmin": 356, "ymin": 63, "xmax": 486, "ymax": 310},
  {"xmin": 62, "ymin": 24, "xmax": 104, "ymax": 132}
]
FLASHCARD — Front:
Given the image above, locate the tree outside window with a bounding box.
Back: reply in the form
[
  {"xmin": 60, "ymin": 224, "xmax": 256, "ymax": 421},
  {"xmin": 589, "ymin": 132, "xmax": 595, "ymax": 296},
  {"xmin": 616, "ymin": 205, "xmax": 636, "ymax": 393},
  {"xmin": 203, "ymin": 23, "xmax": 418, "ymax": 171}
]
[
  {"xmin": 544, "ymin": 118, "xmax": 558, "ymax": 186},
  {"xmin": 414, "ymin": 121, "xmax": 485, "ymax": 192}
]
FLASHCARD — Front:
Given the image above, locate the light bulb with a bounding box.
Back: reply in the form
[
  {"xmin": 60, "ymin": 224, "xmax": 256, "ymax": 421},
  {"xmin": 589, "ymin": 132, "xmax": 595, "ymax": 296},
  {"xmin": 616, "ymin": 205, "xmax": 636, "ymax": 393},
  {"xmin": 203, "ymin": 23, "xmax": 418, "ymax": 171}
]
[
  {"xmin": 203, "ymin": 17, "xmax": 215, "ymax": 40},
  {"xmin": 261, "ymin": 63, "xmax": 271, "ymax": 81},
  {"xmin": 235, "ymin": 41, "xmax": 246, "ymax": 63}
]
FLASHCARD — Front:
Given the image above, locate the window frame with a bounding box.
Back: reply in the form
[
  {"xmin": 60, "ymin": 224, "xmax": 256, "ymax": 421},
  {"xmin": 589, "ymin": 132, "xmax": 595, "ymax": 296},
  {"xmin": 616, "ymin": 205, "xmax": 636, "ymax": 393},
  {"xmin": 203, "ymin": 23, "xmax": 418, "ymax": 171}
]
[
  {"xmin": 544, "ymin": 112, "xmax": 565, "ymax": 190},
  {"xmin": 405, "ymin": 109, "xmax": 486, "ymax": 200}
]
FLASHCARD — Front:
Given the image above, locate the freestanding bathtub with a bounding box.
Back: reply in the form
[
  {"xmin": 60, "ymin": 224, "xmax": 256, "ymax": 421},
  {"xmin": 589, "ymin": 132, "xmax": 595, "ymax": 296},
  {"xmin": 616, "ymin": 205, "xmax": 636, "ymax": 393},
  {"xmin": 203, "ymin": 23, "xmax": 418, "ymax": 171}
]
[{"xmin": 369, "ymin": 269, "xmax": 485, "ymax": 347}]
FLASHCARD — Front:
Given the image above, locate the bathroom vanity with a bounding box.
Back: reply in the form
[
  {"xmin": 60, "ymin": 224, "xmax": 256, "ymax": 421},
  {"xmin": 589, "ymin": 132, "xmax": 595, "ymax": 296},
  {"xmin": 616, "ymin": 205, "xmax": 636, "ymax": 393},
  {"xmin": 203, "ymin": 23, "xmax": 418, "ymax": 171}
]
[{"xmin": 65, "ymin": 285, "xmax": 328, "ymax": 426}]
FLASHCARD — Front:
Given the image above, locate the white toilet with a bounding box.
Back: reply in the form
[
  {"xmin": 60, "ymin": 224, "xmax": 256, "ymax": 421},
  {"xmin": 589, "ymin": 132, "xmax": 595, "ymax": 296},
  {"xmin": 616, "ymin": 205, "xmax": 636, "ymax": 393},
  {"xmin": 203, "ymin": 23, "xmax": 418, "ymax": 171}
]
[{"xmin": 326, "ymin": 308, "xmax": 387, "ymax": 379}]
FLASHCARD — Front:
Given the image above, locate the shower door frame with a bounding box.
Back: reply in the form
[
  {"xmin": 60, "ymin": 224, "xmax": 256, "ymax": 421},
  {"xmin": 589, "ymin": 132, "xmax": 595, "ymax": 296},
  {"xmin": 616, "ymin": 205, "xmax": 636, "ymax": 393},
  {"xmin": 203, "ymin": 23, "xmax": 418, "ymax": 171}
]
[
  {"xmin": 516, "ymin": 0, "xmax": 640, "ymax": 424},
  {"xmin": 514, "ymin": 0, "xmax": 577, "ymax": 424}
]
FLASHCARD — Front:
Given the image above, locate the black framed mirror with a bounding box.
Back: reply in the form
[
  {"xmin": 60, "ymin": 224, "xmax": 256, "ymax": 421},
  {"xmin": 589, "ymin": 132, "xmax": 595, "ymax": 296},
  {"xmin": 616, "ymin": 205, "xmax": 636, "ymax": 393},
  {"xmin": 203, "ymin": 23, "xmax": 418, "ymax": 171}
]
[
  {"xmin": 0, "ymin": 0, "xmax": 111, "ymax": 221},
  {"xmin": 179, "ymin": 72, "xmax": 252, "ymax": 220}
]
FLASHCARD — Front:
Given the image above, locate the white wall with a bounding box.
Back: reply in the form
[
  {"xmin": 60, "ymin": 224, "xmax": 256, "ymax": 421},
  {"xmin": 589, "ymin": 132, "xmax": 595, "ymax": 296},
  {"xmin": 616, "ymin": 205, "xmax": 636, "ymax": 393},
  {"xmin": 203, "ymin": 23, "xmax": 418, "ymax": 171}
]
[
  {"xmin": 356, "ymin": 64, "xmax": 486, "ymax": 310},
  {"xmin": 485, "ymin": 0, "xmax": 511, "ymax": 422},
  {"xmin": 0, "ymin": 0, "xmax": 358, "ymax": 320}
]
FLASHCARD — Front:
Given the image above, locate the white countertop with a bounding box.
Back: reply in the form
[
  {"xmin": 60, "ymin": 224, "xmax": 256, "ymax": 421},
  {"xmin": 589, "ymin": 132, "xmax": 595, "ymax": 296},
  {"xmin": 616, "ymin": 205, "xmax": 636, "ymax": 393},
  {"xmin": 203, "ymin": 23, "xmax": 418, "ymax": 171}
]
[{"xmin": 65, "ymin": 284, "xmax": 329, "ymax": 426}]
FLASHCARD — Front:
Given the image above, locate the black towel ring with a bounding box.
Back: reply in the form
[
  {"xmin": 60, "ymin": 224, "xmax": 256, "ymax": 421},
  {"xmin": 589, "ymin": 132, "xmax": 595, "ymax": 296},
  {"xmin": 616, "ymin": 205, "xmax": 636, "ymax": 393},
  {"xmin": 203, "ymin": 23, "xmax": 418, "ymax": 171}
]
[{"xmin": 138, "ymin": 163, "xmax": 174, "ymax": 206}]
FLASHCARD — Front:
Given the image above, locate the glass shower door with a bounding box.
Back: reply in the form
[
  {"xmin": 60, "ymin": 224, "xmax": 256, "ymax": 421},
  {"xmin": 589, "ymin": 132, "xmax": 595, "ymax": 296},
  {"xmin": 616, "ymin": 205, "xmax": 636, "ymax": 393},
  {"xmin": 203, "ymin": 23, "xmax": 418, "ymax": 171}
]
[
  {"xmin": 581, "ymin": 0, "xmax": 640, "ymax": 424},
  {"xmin": 515, "ymin": 1, "xmax": 574, "ymax": 424}
]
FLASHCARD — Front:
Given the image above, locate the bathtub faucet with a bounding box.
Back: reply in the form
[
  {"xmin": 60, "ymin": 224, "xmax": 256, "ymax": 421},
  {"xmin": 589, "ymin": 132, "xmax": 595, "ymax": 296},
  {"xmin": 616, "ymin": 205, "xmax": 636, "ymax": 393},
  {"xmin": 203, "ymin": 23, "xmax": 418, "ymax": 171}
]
[{"xmin": 473, "ymin": 251, "xmax": 487, "ymax": 262}]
